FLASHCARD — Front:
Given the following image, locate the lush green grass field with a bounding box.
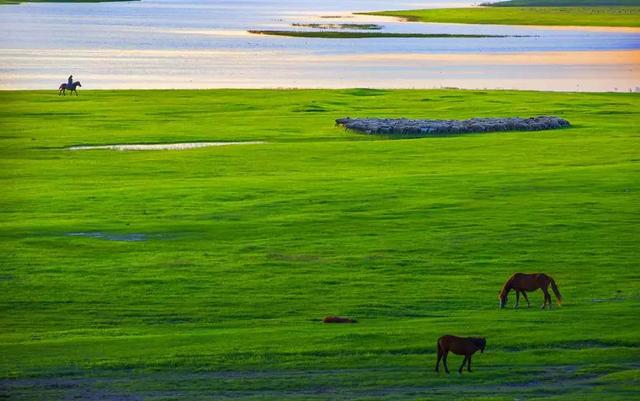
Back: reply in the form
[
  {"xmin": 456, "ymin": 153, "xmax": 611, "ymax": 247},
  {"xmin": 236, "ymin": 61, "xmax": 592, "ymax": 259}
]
[
  {"xmin": 486, "ymin": 0, "xmax": 640, "ymax": 6},
  {"xmin": 366, "ymin": 6, "xmax": 640, "ymax": 27},
  {"xmin": 1, "ymin": 89, "xmax": 639, "ymax": 400},
  {"xmin": 248, "ymin": 30, "xmax": 509, "ymax": 39}
]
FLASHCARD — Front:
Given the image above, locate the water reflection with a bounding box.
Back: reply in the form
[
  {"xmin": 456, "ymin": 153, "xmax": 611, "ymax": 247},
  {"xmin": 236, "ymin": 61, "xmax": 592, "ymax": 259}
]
[{"xmin": 0, "ymin": 0, "xmax": 638, "ymax": 91}]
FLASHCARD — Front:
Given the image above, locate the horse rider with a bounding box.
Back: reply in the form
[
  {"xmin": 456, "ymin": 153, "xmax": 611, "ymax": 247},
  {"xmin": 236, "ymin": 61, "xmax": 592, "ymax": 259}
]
[{"xmin": 67, "ymin": 75, "xmax": 73, "ymax": 89}]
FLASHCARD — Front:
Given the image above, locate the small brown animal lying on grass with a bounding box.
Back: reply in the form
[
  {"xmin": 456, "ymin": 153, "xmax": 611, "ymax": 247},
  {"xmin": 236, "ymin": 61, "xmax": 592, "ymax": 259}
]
[
  {"xmin": 435, "ymin": 335, "xmax": 486, "ymax": 374},
  {"xmin": 323, "ymin": 316, "xmax": 357, "ymax": 323}
]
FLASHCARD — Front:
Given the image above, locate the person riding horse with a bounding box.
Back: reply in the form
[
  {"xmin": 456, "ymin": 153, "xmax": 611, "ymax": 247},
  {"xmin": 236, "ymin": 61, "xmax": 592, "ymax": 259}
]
[{"xmin": 59, "ymin": 75, "xmax": 82, "ymax": 96}]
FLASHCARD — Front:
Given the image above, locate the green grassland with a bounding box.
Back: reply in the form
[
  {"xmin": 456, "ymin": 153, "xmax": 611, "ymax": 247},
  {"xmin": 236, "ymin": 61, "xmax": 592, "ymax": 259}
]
[
  {"xmin": 1, "ymin": 89, "xmax": 639, "ymax": 400},
  {"xmin": 486, "ymin": 0, "xmax": 640, "ymax": 6},
  {"xmin": 366, "ymin": 6, "xmax": 640, "ymax": 27},
  {"xmin": 248, "ymin": 30, "xmax": 510, "ymax": 39}
]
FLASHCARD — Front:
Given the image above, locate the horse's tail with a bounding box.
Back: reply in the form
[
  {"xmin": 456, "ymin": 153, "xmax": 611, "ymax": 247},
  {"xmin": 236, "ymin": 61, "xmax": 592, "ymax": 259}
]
[
  {"xmin": 550, "ymin": 277, "xmax": 562, "ymax": 305},
  {"xmin": 436, "ymin": 338, "xmax": 444, "ymax": 356}
]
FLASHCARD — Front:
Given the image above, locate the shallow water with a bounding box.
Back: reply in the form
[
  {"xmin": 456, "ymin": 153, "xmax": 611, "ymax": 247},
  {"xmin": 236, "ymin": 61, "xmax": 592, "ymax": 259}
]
[
  {"xmin": 0, "ymin": 0, "xmax": 638, "ymax": 91},
  {"xmin": 66, "ymin": 232, "xmax": 149, "ymax": 241},
  {"xmin": 68, "ymin": 141, "xmax": 265, "ymax": 151}
]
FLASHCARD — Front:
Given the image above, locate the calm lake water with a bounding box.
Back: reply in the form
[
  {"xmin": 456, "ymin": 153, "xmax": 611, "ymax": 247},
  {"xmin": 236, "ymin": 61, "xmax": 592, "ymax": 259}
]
[{"xmin": 0, "ymin": 0, "xmax": 638, "ymax": 91}]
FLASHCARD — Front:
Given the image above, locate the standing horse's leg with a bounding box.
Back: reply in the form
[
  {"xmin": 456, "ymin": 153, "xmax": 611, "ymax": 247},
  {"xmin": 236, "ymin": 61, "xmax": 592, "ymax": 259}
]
[
  {"xmin": 515, "ymin": 290, "xmax": 521, "ymax": 309},
  {"xmin": 443, "ymin": 351, "xmax": 450, "ymax": 374},
  {"xmin": 542, "ymin": 286, "xmax": 551, "ymax": 309},
  {"xmin": 522, "ymin": 291, "xmax": 530, "ymax": 308},
  {"xmin": 435, "ymin": 344, "xmax": 443, "ymax": 372},
  {"xmin": 467, "ymin": 354, "xmax": 473, "ymax": 372},
  {"xmin": 458, "ymin": 356, "xmax": 468, "ymax": 374}
]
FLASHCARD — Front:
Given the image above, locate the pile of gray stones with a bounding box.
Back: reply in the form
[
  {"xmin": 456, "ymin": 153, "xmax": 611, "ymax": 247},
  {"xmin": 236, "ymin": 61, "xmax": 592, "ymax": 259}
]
[{"xmin": 335, "ymin": 116, "xmax": 570, "ymax": 135}]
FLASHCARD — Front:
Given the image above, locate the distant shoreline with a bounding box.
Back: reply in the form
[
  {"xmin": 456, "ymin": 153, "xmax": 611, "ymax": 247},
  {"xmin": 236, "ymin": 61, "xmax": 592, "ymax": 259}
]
[{"xmin": 0, "ymin": 0, "xmax": 136, "ymax": 5}]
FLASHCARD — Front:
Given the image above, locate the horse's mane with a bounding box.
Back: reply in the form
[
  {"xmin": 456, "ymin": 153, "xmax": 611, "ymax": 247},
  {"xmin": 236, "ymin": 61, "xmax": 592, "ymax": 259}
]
[{"xmin": 498, "ymin": 274, "xmax": 515, "ymax": 299}]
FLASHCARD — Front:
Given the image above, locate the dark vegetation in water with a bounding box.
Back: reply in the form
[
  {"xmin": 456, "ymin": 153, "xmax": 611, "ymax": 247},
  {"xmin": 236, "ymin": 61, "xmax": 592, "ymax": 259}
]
[
  {"xmin": 291, "ymin": 23, "xmax": 383, "ymax": 30},
  {"xmin": 248, "ymin": 30, "xmax": 518, "ymax": 39}
]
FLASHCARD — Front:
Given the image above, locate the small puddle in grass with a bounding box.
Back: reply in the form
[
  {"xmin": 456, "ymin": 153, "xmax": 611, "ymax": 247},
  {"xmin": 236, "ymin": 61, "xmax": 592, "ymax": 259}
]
[
  {"xmin": 67, "ymin": 141, "xmax": 265, "ymax": 151},
  {"xmin": 66, "ymin": 232, "xmax": 150, "ymax": 242}
]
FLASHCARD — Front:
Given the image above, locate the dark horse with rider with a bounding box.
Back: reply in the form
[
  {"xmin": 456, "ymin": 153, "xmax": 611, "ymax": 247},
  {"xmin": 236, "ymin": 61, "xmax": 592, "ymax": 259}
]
[{"xmin": 59, "ymin": 75, "xmax": 82, "ymax": 96}]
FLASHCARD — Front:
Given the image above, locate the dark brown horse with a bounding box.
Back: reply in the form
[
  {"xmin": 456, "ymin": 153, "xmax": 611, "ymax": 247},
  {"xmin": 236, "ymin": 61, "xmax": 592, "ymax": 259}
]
[
  {"xmin": 435, "ymin": 335, "xmax": 485, "ymax": 374},
  {"xmin": 499, "ymin": 272, "xmax": 562, "ymax": 309},
  {"xmin": 58, "ymin": 81, "xmax": 82, "ymax": 96}
]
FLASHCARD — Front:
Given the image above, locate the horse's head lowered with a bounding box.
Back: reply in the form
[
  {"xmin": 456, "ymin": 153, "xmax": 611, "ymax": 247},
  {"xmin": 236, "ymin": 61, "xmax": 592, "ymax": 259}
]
[
  {"xmin": 498, "ymin": 288, "xmax": 508, "ymax": 309},
  {"xmin": 498, "ymin": 281, "xmax": 511, "ymax": 309},
  {"xmin": 473, "ymin": 337, "xmax": 486, "ymax": 353}
]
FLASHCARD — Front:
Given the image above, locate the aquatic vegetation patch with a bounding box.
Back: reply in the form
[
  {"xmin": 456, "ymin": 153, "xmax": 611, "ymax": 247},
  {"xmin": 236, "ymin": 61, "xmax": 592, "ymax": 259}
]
[
  {"xmin": 291, "ymin": 23, "xmax": 383, "ymax": 30},
  {"xmin": 248, "ymin": 30, "xmax": 516, "ymax": 39}
]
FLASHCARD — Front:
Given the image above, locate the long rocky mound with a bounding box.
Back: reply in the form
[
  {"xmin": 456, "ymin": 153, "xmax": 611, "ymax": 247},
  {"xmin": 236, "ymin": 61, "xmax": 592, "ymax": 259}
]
[{"xmin": 336, "ymin": 116, "xmax": 570, "ymax": 135}]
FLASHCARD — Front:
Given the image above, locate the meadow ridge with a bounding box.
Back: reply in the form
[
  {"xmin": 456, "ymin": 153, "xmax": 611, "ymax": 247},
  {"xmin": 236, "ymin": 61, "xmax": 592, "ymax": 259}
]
[
  {"xmin": 486, "ymin": 0, "xmax": 640, "ymax": 6},
  {"xmin": 366, "ymin": 6, "xmax": 640, "ymax": 28},
  {"xmin": 1, "ymin": 89, "xmax": 639, "ymax": 400}
]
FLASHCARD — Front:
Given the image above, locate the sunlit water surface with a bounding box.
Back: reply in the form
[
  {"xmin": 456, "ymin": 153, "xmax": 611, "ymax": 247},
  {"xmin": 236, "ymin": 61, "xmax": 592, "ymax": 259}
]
[{"xmin": 0, "ymin": 0, "xmax": 638, "ymax": 91}]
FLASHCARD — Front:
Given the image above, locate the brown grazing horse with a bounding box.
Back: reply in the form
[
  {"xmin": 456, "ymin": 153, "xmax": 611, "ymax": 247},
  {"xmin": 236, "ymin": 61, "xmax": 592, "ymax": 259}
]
[
  {"xmin": 435, "ymin": 335, "xmax": 485, "ymax": 374},
  {"xmin": 499, "ymin": 272, "xmax": 562, "ymax": 309}
]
